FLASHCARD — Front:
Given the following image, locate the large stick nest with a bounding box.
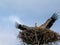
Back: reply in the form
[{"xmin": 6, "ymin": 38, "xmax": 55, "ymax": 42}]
[{"xmin": 18, "ymin": 28, "xmax": 60, "ymax": 45}]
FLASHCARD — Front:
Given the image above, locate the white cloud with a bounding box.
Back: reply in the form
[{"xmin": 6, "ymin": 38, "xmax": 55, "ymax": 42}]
[
  {"xmin": 9, "ymin": 15, "xmax": 22, "ymax": 24},
  {"xmin": 0, "ymin": 27, "xmax": 20, "ymax": 45},
  {"xmin": 0, "ymin": 33, "xmax": 18, "ymax": 45},
  {"xmin": 0, "ymin": 15, "xmax": 24, "ymax": 45}
]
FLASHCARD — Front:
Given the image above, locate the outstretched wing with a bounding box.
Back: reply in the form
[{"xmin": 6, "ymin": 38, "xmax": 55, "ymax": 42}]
[
  {"xmin": 15, "ymin": 23, "xmax": 34, "ymax": 30},
  {"xmin": 46, "ymin": 13, "xmax": 58, "ymax": 28},
  {"xmin": 40, "ymin": 13, "xmax": 58, "ymax": 29}
]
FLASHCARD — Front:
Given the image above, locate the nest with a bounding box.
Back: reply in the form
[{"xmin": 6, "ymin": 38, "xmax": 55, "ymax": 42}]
[{"xmin": 18, "ymin": 28, "xmax": 60, "ymax": 45}]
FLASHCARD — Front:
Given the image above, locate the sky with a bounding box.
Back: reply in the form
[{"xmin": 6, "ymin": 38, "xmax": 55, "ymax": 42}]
[{"xmin": 0, "ymin": 0, "xmax": 60, "ymax": 45}]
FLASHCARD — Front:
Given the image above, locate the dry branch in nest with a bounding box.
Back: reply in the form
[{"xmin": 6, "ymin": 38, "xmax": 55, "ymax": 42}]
[{"xmin": 18, "ymin": 28, "xmax": 60, "ymax": 45}]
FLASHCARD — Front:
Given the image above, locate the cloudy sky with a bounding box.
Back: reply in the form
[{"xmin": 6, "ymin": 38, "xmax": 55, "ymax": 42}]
[{"xmin": 0, "ymin": 0, "xmax": 60, "ymax": 45}]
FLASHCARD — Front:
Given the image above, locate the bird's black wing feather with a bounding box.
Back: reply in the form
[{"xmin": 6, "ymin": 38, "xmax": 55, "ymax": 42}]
[
  {"xmin": 46, "ymin": 13, "xmax": 58, "ymax": 28},
  {"xmin": 16, "ymin": 23, "xmax": 34, "ymax": 30}
]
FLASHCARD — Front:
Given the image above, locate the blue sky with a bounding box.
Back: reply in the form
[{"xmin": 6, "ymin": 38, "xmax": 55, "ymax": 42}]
[{"xmin": 0, "ymin": 0, "xmax": 60, "ymax": 45}]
